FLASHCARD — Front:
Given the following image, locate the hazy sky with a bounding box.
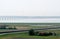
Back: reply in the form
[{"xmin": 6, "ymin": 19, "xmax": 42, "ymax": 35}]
[
  {"xmin": 0, "ymin": 0, "xmax": 60, "ymax": 23},
  {"xmin": 0, "ymin": 0, "xmax": 60, "ymax": 16}
]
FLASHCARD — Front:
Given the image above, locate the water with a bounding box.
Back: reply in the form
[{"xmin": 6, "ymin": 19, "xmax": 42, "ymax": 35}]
[{"xmin": 0, "ymin": 16, "xmax": 60, "ymax": 23}]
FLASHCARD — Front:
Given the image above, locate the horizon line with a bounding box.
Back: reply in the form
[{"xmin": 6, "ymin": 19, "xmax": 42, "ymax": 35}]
[{"xmin": 0, "ymin": 16, "xmax": 60, "ymax": 18}]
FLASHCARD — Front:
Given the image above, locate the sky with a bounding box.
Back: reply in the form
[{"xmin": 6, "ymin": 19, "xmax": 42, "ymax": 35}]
[
  {"xmin": 0, "ymin": 0, "xmax": 60, "ymax": 23},
  {"xmin": 0, "ymin": 0, "xmax": 60, "ymax": 16}
]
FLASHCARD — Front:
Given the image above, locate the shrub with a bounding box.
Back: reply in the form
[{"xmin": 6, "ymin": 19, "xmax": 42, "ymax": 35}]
[{"xmin": 28, "ymin": 29, "xmax": 35, "ymax": 36}]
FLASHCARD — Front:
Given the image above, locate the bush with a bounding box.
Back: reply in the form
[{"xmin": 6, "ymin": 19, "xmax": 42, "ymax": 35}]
[
  {"xmin": 35, "ymin": 31, "xmax": 39, "ymax": 36},
  {"xmin": 28, "ymin": 29, "xmax": 35, "ymax": 36}
]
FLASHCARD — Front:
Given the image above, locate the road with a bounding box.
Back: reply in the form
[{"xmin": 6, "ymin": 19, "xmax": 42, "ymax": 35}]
[{"xmin": 0, "ymin": 26, "xmax": 60, "ymax": 34}]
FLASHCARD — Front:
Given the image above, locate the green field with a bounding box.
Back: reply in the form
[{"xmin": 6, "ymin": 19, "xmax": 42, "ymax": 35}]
[
  {"xmin": 0, "ymin": 30, "xmax": 60, "ymax": 39},
  {"xmin": 0, "ymin": 23, "xmax": 60, "ymax": 39}
]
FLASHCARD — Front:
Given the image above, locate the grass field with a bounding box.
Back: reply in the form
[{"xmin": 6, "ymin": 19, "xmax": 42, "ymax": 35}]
[
  {"xmin": 0, "ymin": 30, "xmax": 60, "ymax": 39},
  {"xmin": 0, "ymin": 23, "xmax": 60, "ymax": 39}
]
